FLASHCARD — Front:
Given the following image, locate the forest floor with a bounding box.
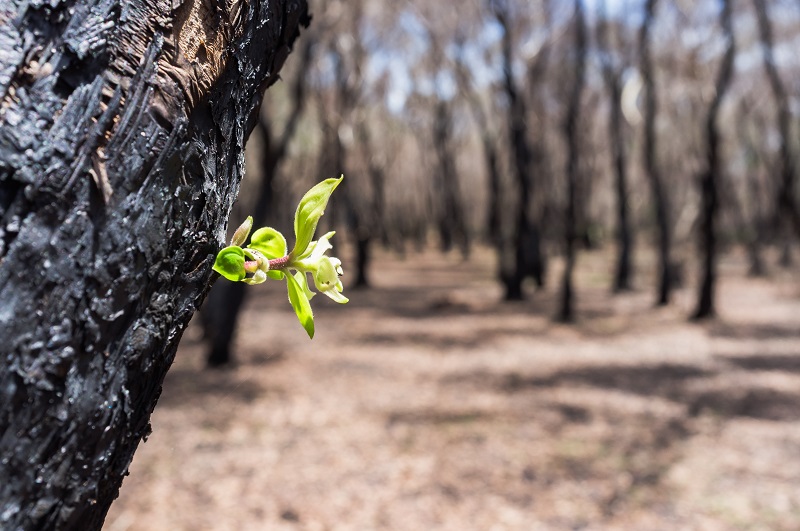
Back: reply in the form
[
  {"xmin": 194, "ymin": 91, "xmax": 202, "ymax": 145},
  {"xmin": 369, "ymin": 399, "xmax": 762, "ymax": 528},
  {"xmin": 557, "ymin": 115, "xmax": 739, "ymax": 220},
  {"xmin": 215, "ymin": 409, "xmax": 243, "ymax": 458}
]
[{"xmin": 107, "ymin": 244, "xmax": 800, "ymax": 531}]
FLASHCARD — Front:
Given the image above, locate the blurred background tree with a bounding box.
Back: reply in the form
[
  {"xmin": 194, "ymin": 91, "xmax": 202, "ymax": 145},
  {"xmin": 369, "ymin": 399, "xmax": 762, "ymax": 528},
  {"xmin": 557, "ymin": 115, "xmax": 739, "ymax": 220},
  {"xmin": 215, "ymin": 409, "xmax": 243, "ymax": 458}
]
[{"xmin": 203, "ymin": 0, "xmax": 800, "ymax": 366}]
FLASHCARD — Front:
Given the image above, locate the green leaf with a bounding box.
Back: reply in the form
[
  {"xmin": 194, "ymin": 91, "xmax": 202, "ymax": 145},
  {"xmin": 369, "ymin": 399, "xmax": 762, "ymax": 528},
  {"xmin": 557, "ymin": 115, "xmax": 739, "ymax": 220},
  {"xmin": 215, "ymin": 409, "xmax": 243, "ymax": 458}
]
[
  {"xmin": 286, "ymin": 270, "xmax": 315, "ymax": 338},
  {"xmin": 212, "ymin": 246, "xmax": 246, "ymax": 281},
  {"xmin": 291, "ymin": 176, "xmax": 343, "ymax": 258},
  {"xmin": 267, "ymin": 270, "xmax": 285, "ymax": 280},
  {"xmin": 249, "ymin": 227, "xmax": 287, "ymax": 259}
]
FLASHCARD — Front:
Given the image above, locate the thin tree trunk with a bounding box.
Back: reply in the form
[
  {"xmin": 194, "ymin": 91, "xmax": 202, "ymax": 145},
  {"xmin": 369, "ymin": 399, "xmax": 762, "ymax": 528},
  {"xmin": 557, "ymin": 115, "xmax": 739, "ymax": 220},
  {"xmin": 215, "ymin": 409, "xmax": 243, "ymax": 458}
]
[
  {"xmin": 639, "ymin": 0, "xmax": 672, "ymax": 306},
  {"xmin": 693, "ymin": 0, "xmax": 734, "ymax": 320},
  {"xmin": 558, "ymin": 0, "xmax": 587, "ymax": 323},
  {"xmin": 495, "ymin": 5, "xmax": 543, "ymax": 300},
  {"xmin": 433, "ymin": 100, "xmax": 469, "ymax": 257},
  {"xmin": 0, "ymin": 0, "xmax": 308, "ymax": 527},
  {"xmin": 610, "ymin": 75, "xmax": 634, "ymax": 291},
  {"xmin": 747, "ymin": 171, "xmax": 767, "ymax": 275},
  {"xmin": 734, "ymin": 100, "xmax": 767, "ymax": 276},
  {"xmin": 597, "ymin": 0, "xmax": 634, "ymax": 292},
  {"xmin": 352, "ymin": 118, "xmax": 390, "ymax": 287},
  {"xmin": 753, "ymin": 0, "xmax": 800, "ymax": 250}
]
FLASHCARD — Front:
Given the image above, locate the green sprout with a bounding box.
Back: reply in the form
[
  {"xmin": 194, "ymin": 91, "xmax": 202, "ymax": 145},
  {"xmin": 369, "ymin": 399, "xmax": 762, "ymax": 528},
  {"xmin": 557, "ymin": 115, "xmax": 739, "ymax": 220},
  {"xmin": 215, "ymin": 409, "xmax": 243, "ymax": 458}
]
[{"xmin": 212, "ymin": 176, "xmax": 347, "ymax": 338}]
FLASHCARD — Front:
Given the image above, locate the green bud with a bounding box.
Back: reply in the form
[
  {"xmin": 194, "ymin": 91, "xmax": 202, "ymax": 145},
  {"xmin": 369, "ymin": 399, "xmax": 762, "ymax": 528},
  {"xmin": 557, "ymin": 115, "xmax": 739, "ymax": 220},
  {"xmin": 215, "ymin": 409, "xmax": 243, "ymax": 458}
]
[{"xmin": 230, "ymin": 216, "xmax": 253, "ymax": 247}]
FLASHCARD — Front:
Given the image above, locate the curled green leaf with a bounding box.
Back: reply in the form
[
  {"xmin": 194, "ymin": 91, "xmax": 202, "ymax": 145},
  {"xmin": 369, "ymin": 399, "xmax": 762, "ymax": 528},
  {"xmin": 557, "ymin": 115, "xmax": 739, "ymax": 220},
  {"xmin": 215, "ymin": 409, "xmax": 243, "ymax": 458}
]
[
  {"xmin": 291, "ymin": 176, "xmax": 343, "ymax": 258},
  {"xmin": 212, "ymin": 246, "xmax": 246, "ymax": 281},
  {"xmin": 286, "ymin": 269, "xmax": 315, "ymax": 338},
  {"xmin": 267, "ymin": 270, "xmax": 285, "ymax": 281}
]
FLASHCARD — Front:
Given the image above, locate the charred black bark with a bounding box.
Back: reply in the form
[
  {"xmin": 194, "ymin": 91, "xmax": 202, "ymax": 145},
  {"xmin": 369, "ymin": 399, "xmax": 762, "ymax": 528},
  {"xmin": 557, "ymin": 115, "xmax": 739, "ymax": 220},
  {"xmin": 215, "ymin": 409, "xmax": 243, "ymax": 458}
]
[
  {"xmin": 432, "ymin": 100, "xmax": 469, "ymax": 257},
  {"xmin": 609, "ymin": 75, "xmax": 633, "ymax": 291},
  {"xmin": 352, "ymin": 118, "xmax": 390, "ymax": 288},
  {"xmin": 0, "ymin": 0, "xmax": 308, "ymax": 527},
  {"xmin": 494, "ymin": 3, "xmax": 544, "ymax": 300},
  {"xmin": 639, "ymin": 0, "xmax": 672, "ymax": 306},
  {"xmin": 731, "ymin": 99, "xmax": 767, "ymax": 277},
  {"xmin": 558, "ymin": 0, "xmax": 587, "ymax": 323},
  {"xmin": 597, "ymin": 0, "xmax": 634, "ymax": 292},
  {"xmin": 753, "ymin": 0, "xmax": 800, "ymax": 248},
  {"xmin": 693, "ymin": 0, "xmax": 734, "ymax": 320}
]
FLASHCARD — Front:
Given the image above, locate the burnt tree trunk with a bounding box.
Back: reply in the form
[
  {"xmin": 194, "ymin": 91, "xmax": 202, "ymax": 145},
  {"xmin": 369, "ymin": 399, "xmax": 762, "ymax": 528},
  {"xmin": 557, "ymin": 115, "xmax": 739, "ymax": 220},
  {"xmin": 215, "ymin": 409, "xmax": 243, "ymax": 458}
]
[
  {"xmin": 495, "ymin": 3, "xmax": 544, "ymax": 300},
  {"xmin": 639, "ymin": 0, "xmax": 673, "ymax": 306},
  {"xmin": 353, "ymin": 118, "xmax": 389, "ymax": 287},
  {"xmin": 558, "ymin": 0, "xmax": 587, "ymax": 323},
  {"xmin": 733, "ymin": 99, "xmax": 767, "ymax": 277},
  {"xmin": 754, "ymin": 0, "xmax": 800, "ymax": 251},
  {"xmin": 693, "ymin": 0, "xmax": 735, "ymax": 320},
  {"xmin": 432, "ymin": 99, "xmax": 469, "ymax": 257},
  {"xmin": 0, "ymin": 0, "xmax": 308, "ymax": 527},
  {"xmin": 597, "ymin": 0, "xmax": 634, "ymax": 292},
  {"xmin": 609, "ymin": 74, "xmax": 633, "ymax": 291}
]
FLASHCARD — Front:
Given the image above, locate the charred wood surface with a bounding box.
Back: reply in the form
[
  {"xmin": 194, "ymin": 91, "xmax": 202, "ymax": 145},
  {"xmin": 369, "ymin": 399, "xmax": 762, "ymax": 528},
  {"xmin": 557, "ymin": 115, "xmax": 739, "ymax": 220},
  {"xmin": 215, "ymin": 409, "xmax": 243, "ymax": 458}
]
[{"xmin": 0, "ymin": 0, "xmax": 308, "ymax": 527}]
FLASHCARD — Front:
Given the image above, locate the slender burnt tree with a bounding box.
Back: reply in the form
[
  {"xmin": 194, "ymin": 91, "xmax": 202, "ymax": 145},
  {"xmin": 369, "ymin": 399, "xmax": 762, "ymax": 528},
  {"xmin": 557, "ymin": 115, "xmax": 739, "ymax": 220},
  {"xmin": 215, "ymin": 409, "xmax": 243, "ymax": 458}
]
[
  {"xmin": 558, "ymin": 0, "xmax": 588, "ymax": 323},
  {"xmin": 493, "ymin": 0, "xmax": 545, "ymax": 300},
  {"xmin": 597, "ymin": 0, "xmax": 634, "ymax": 292},
  {"xmin": 0, "ymin": 0, "xmax": 308, "ymax": 527},
  {"xmin": 693, "ymin": 0, "xmax": 735, "ymax": 319},
  {"xmin": 734, "ymin": 97, "xmax": 768, "ymax": 276},
  {"xmin": 753, "ymin": 0, "xmax": 800, "ymax": 253},
  {"xmin": 355, "ymin": 118, "xmax": 388, "ymax": 261},
  {"xmin": 431, "ymin": 96, "xmax": 470, "ymax": 257},
  {"xmin": 639, "ymin": 0, "xmax": 673, "ymax": 305}
]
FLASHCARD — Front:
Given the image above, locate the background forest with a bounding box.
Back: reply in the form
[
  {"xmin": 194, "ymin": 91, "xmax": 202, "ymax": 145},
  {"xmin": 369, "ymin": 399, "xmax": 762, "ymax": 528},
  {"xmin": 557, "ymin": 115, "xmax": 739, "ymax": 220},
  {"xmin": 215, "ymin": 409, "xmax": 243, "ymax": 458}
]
[
  {"xmin": 109, "ymin": 0, "xmax": 800, "ymax": 528},
  {"xmin": 198, "ymin": 0, "xmax": 800, "ymax": 365}
]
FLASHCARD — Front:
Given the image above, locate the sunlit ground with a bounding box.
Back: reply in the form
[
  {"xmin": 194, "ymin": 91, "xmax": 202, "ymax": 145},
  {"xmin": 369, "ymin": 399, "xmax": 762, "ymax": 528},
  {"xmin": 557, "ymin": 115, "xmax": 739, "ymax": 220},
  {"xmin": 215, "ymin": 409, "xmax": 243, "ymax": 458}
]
[{"xmin": 107, "ymin": 244, "xmax": 800, "ymax": 530}]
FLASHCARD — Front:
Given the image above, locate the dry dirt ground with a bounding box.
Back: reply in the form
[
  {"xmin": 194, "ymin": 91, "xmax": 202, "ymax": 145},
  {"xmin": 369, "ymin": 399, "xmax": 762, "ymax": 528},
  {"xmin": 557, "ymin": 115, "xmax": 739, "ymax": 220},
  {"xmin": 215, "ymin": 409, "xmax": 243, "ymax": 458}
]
[{"xmin": 106, "ymin": 245, "xmax": 800, "ymax": 530}]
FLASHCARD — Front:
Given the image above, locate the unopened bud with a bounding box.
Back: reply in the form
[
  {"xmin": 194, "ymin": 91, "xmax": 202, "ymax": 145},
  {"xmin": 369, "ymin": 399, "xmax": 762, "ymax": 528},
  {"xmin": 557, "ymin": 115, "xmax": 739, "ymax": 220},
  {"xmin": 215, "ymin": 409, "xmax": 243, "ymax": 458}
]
[{"xmin": 230, "ymin": 216, "xmax": 254, "ymax": 247}]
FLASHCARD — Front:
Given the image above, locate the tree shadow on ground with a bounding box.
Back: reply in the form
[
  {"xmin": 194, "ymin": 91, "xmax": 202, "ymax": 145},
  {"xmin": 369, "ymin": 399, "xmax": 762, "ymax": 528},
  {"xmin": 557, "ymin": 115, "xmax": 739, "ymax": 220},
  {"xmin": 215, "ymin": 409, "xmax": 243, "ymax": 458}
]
[
  {"xmin": 723, "ymin": 354, "xmax": 800, "ymax": 372},
  {"xmin": 394, "ymin": 369, "xmax": 695, "ymax": 520},
  {"xmin": 331, "ymin": 285, "xmax": 558, "ymax": 319},
  {"xmin": 446, "ymin": 360, "xmax": 800, "ymax": 423},
  {"xmin": 710, "ymin": 321, "xmax": 800, "ymax": 340},
  {"xmin": 357, "ymin": 324, "xmax": 550, "ymax": 351},
  {"xmin": 686, "ymin": 386, "xmax": 800, "ymax": 420},
  {"xmin": 435, "ymin": 357, "xmax": 800, "ymax": 519},
  {"xmin": 157, "ymin": 365, "xmax": 281, "ymax": 408},
  {"xmin": 497, "ymin": 363, "xmax": 713, "ymax": 401}
]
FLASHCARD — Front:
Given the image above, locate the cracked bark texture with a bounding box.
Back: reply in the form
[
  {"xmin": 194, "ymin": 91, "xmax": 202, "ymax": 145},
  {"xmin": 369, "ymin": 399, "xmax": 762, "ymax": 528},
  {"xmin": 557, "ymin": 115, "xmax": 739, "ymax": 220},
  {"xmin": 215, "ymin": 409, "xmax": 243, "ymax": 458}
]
[{"xmin": 0, "ymin": 0, "xmax": 308, "ymax": 528}]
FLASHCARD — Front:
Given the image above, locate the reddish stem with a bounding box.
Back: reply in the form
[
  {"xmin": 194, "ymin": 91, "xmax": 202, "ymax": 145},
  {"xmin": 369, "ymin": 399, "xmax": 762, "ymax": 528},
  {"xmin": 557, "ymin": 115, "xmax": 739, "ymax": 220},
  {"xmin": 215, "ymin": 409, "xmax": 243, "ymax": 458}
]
[{"xmin": 268, "ymin": 255, "xmax": 291, "ymax": 270}]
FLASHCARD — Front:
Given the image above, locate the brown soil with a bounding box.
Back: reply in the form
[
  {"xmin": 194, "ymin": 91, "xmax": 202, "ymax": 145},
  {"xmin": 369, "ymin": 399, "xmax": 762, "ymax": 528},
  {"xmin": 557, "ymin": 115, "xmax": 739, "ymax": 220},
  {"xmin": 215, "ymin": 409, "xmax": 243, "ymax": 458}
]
[{"xmin": 106, "ymin": 246, "xmax": 800, "ymax": 530}]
